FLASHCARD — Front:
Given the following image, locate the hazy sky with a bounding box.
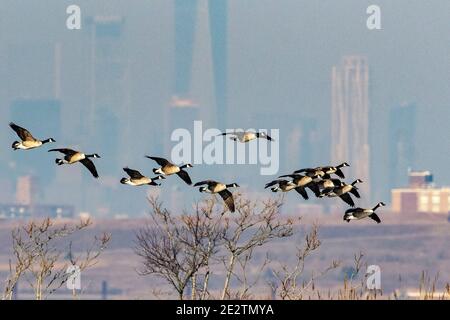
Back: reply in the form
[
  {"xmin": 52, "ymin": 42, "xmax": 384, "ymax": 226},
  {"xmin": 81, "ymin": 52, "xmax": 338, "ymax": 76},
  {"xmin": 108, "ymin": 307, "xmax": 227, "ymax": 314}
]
[{"xmin": 0, "ymin": 0, "xmax": 449, "ymax": 215}]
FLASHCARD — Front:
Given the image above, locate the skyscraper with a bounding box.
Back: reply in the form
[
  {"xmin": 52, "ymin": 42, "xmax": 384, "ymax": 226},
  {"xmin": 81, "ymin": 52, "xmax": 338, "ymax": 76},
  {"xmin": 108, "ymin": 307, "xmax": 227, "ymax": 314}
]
[
  {"xmin": 16, "ymin": 175, "xmax": 39, "ymax": 206},
  {"xmin": 174, "ymin": 0, "xmax": 198, "ymax": 97},
  {"xmin": 389, "ymin": 103, "xmax": 417, "ymax": 189},
  {"xmin": 331, "ymin": 56, "xmax": 371, "ymax": 202},
  {"xmin": 173, "ymin": 0, "xmax": 227, "ymax": 129},
  {"xmin": 208, "ymin": 0, "xmax": 228, "ymax": 130},
  {"xmin": 86, "ymin": 15, "xmax": 128, "ymax": 169}
]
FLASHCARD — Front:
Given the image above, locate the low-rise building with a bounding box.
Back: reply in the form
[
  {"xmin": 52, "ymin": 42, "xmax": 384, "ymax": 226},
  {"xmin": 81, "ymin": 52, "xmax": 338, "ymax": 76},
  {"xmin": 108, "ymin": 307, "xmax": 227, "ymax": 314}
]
[{"xmin": 391, "ymin": 171, "xmax": 450, "ymax": 214}]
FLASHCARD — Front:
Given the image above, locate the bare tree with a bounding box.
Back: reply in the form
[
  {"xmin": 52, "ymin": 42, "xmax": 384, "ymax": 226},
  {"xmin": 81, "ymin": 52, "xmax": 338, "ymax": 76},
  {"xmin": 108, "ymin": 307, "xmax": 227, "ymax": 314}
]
[
  {"xmin": 135, "ymin": 196, "xmax": 225, "ymax": 300},
  {"xmin": 2, "ymin": 217, "xmax": 111, "ymax": 300}
]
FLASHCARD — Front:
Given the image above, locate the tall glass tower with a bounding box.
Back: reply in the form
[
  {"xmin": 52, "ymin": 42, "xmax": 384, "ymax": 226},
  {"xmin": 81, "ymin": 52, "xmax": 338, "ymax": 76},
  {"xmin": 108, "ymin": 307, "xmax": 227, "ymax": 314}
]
[
  {"xmin": 173, "ymin": 0, "xmax": 228, "ymax": 129},
  {"xmin": 331, "ymin": 56, "xmax": 371, "ymax": 203}
]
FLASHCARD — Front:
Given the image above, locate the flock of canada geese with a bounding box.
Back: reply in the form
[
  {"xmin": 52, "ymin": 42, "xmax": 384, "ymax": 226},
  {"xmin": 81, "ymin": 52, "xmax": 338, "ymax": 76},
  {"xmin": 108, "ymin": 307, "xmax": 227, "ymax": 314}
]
[{"xmin": 9, "ymin": 122, "xmax": 385, "ymax": 223}]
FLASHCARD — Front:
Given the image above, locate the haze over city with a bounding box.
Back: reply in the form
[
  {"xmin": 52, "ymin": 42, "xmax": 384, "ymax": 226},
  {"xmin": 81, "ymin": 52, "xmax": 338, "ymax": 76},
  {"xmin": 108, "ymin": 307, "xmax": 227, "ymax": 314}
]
[
  {"xmin": 0, "ymin": 1, "xmax": 450, "ymax": 303},
  {"xmin": 0, "ymin": 0, "xmax": 449, "ymax": 217}
]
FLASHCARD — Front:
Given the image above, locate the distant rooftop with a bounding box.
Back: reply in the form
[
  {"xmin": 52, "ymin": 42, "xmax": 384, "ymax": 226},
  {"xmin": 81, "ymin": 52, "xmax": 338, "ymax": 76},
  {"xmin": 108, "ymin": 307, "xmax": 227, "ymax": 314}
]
[
  {"xmin": 409, "ymin": 170, "xmax": 432, "ymax": 177},
  {"xmin": 170, "ymin": 96, "xmax": 199, "ymax": 108}
]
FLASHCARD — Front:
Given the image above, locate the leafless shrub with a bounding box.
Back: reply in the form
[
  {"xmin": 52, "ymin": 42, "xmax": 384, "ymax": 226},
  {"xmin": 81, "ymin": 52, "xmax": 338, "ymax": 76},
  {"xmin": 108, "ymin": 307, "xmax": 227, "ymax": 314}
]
[
  {"xmin": 336, "ymin": 251, "xmax": 369, "ymax": 300},
  {"xmin": 268, "ymin": 223, "xmax": 341, "ymax": 300},
  {"xmin": 2, "ymin": 217, "xmax": 111, "ymax": 300}
]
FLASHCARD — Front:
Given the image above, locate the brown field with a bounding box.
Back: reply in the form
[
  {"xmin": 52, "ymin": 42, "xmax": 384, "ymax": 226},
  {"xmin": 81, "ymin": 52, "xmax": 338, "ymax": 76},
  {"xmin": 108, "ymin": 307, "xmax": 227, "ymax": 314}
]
[{"xmin": 1, "ymin": 210, "xmax": 449, "ymax": 300}]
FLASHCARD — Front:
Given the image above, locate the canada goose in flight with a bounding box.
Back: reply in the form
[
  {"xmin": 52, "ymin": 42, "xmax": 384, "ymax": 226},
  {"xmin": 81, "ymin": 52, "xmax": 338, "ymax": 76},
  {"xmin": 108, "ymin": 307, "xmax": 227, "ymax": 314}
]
[
  {"xmin": 344, "ymin": 202, "xmax": 386, "ymax": 224},
  {"xmin": 145, "ymin": 156, "xmax": 193, "ymax": 185},
  {"xmin": 264, "ymin": 179, "xmax": 310, "ymax": 200},
  {"xmin": 194, "ymin": 180, "xmax": 239, "ymax": 212},
  {"xmin": 9, "ymin": 122, "xmax": 55, "ymax": 150},
  {"xmin": 265, "ymin": 179, "xmax": 295, "ymax": 192},
  {"xmin": 317, "ymin": 178, "xmax": 344, "ymax": 190},
  {"xmin": 48, "ymin": 148, "xmax": 100, "ymax": 178},
  {"xmin": 120, "ymin": 167, "xmax": 165, "ymax": 186},
  {"xmin": 294, "ymin": 162, "xmax": 349, "ymax": 179},
  {"xmin": 319, "ymin": 179, "xmax": 363, "ymax": 207},
  {"xmin": 217, "ymin": 130, "xmax": 273, "ymax": 143},
  {"xmin": 320, "ymin": 162, "xmax": 350, "ymax": 179},
  {"xmin": 293, "ymin": 167, "xmax": 326, "ymax": 179},
  {"xmin": 277, "ymin": 173, "xmax": 321, "ymax": 198}
]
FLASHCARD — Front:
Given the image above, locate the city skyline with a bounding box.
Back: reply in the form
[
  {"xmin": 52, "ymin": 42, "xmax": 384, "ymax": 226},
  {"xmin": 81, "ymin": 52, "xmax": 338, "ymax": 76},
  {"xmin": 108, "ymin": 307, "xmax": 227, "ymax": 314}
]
[{"xmin": 0, "ymin": 1, "xmax": 449, "ymax": 217}]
